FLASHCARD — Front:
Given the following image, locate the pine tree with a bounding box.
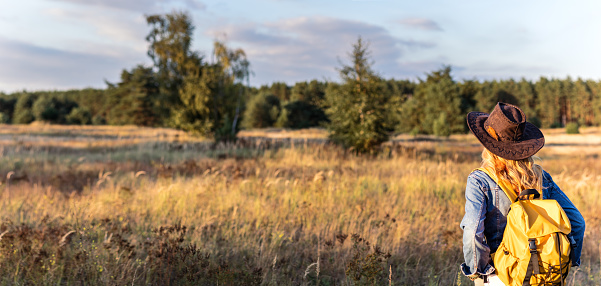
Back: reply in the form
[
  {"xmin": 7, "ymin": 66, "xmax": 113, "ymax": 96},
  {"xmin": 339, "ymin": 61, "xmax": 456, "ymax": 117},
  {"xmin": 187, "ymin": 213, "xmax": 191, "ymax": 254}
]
[
  {"xmin": 104, "ymin": 66, "xmax": 160, "ymax": 126},
  {"xmin": 324, "ymin": 37, "xmax": 390, "ymax": 153},
  {"xmin": 410, "ymin": 66, "xmax": 463, "ymax": 136}
]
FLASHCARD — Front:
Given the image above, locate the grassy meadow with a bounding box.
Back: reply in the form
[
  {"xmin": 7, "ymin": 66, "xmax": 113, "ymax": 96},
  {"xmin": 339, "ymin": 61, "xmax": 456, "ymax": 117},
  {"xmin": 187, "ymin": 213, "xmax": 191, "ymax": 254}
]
[{"xmin": 0, "ymin": 124, "xmax": 599, "ymax": 285}]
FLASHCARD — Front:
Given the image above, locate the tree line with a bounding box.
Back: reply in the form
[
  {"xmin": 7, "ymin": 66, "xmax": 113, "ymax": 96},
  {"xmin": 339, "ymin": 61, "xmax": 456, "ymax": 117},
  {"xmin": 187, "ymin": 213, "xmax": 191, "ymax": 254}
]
[{"xmin": 0, "ymin": 12, "xmax": 600, "ymax": 151}]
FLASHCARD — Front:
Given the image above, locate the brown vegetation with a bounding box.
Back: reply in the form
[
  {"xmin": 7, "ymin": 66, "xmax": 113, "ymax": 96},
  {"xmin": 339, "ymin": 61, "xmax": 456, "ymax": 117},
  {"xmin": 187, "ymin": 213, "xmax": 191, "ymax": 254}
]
[{"xmin": 0, "ymin": 125, "xmax": 598, "ymax": 285}]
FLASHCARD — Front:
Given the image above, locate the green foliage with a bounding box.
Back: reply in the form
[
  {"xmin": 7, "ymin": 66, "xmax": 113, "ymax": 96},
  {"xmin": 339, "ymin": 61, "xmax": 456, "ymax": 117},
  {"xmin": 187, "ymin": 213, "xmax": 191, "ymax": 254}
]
[
  {"xmin": 2, "ymin": 90, "xmax": 105, "ymax": 125},
  {"xmin": 0, "ymin": 97, "xmax": 16, "ymax": 122},
  {"xmin": 32, "ymin": 96, "xmax": 59, "ymax": 122},
  {"xmin": 398, "ymin": 67, "xmax": 464, "ymax": 135},
  {"xmin": 279, "ymin": 100, "xmax": 328, "ymax": 129},
  {"xmin": 274, "ymin": 107, "xmax": 289, "ymax": 128},
  {"xmin": 396, "ymin": 95, "xmax": 421, "ymax": 135},
  {"xmin": 169, "ymin": 66, "xmax": 215, "ymax": 135},
  {"xmin": 212, "ymin": 41, "xmax": 252, "ymax": 141},
  {"xmin": 382, "ymin": 79, "xmax": 415, "ymax": 132},
  {"xmin": 268, "ymin": 82, "xmax": 291, "ymax": 102},
  {"xmin": 13, "ymin": 111, "xmax": 34, "ymax": 124},
  {"xmin": 433, "ymin": 113, "xmax": 451, "ymax": 137},
  {"xmin": 566, "ymin": 122, "xmax": 580, "ymax": 134},
  {"xmin": 6, "ymin": 10, "xmax": 601, "ymax": 139},
  {"xmin": 324, "ymin": 37, "xmax": 392, "ymax": 153},
  {"xmin": 0, "ymin": 112, "xmax": 9, "ymax": 124},
  {"xmin": 419, "ymin": 67, "xmax": 464, "ymax": 134},
  {"xmin": 144, "ymin": 13, "xmax": 251, "ymax": 140},
  {"xmin": 550, "ymin": 122, "xmax": 563, "ymax": 128},
  {"xmin": 31, "ymin": 95, "xmax": 78, "ymax": 124},
  {"xmin": 291, "ymin": 80, "xmax": 326, "ymax": 104},
  {"xmin": 63, "ymin": 88, "xmax": 105, "ymax": 117},
  {"xmin": 242, "ymin": 92, "xmax": 281, "ymax": 129},
  {"xmin": 214, "ymin": 113, "xmax": 236, "ymax": 142},
  {"xmin": 105, "ymin": 66, "xmax": 160, "ymax": 126},
  {"xmin": 535, "ymin": 78, "xmax": 563, "ymax": 128},
  {"xmin": 66, "ymin": 107, "xmax": 92, "ymax": 125},
  {"xmin": 458, "ymin": 80, "xmax": 478, "ymax": 114},
  {"xmin": 267, "ymin": 80, "xmax": 330, "ymax": 129},
  {"xmin": 13, "ymin": 93, "xmax": 37, "ymax": 124},
  {"xmin": 91, "ymin": 114, "xmax": 106, "ymax": 125},
  {"xmin": 170, "ymin": 59, "xmax": 249, "ymax": 141},
  {"xmin": 529, "ymin": 116, "xmax": 542, "ymax": 128},
  {"xmin": 145, "ymin": 11, "xmax": 195, "ymax": 107}
]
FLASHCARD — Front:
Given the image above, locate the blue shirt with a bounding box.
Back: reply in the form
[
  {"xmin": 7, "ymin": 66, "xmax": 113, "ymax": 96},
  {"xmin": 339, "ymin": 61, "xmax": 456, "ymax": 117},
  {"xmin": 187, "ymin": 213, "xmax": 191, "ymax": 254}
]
[{"xmin": 460, "ymin": 169, "xmax": 586, "ymax": 277}]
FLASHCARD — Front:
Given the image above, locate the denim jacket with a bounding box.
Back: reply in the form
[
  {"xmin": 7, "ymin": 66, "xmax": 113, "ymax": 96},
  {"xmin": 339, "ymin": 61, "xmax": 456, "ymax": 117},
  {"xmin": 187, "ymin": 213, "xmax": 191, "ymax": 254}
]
[{"xmin": 460, "ymin": 169, "xmax": 586, "ymax": 277}]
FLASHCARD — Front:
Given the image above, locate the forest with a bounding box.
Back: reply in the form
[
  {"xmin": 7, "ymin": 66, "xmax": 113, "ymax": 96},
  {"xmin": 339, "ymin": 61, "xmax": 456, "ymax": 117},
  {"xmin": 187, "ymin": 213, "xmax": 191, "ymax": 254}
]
[{"xmin": 0, "ymin": 12, "xmax": 599, "ymax": 148}]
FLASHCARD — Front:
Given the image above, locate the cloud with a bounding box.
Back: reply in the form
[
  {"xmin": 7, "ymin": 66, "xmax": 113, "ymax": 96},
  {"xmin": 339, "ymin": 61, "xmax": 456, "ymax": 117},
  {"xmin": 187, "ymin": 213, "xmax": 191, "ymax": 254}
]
[
  {"xmin": 453, "ymin": 62, "xmax": 559, "ymax": 81},
  {"xmin": 399, "ymin": 18, "xmax": 443, "ymax": 31},
  {"xmin": 43, "ymin": 7, "xmax": 149, "ymax": 55},
  {"xmin": 46, "ymin": 8, "xmax": 144, "ymax": 40},
  {"xmin": 208, "ymin": 16, "xmax": 435, "ymax": 85},
  {"xmin": 0, "ymin": 38, "xmax": 145, "ymax": 92},
  {"xmin": 0, "ymin": 1, "xmax": 204, "ymax": 92},
  {"xmin": 46, "ymin": 0, "xmax": 205, "ymax": 13},
  {"xmin": 43, "ymin": 1, "xmax": 209, "ymax": 56}
]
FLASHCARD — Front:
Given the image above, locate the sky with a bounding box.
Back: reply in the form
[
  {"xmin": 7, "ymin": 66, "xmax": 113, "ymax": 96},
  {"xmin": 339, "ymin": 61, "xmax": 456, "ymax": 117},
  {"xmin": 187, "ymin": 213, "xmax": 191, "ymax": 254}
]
[{"xmin": 1, "ymin": 0, "xmax": 600, "ymax": 92}]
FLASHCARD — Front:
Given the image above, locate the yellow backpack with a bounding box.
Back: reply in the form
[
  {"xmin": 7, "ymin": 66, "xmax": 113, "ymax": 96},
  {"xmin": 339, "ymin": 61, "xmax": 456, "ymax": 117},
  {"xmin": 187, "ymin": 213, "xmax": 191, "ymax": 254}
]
[{"xmin": 477, "ymin": 168, "xmax": 576, "ymax": 286}]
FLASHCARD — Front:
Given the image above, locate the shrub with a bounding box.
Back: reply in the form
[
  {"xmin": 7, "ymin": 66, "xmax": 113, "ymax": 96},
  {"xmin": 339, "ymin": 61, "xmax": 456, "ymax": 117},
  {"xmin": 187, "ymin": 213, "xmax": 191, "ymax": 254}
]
[
  {"xmin": 0, "ymin": 97, "xmax": 16, "ymax": 122},
  {"xmin": 280, "ymin": 100, "xmax": 327, "ymax": 129},
  {"xmin": 214, "ymin": 113, "xmax": 237, "ymax": 142},
  {"xmin": 91, "ymin": 115, "xmax": 107, "ymax": 125},
  {"xmin": 66, "ymin": 107, "xmax": 92, "ymax": 125},
  {"xmin": 13, "ymin": 93, "xmax": 37, "ymax": 124},
  {"xmin": 550, "ymin": 122, "xmax": 563, "ymax": 128},
  {"xmin": 433, "ymin": 113, "xmax": 451, "ymax": 137},
  {"xmin": 241, "ymin": 92, "xmax": 280, "ymax": 129},
  {"xmin": 566, "ymin": 122, "xmax": 579, "ymax": 134},
  {"xmin": 0, "ymin": 112, "xmax": 9, "ymax": 124},
  {"xmin": 13, "ymin": 110, "xmax": 35, "ymax": 124},
  {"xmin": 274, "ymin": 107, "xmax": 289, "ymax": 128},
  {"xmin": 32, "ymin": 96, "xmax": 59, "ymax": 122},
  {"xmin": 31, "ymin": 95, "xmax": 78, "ymax": 124}
]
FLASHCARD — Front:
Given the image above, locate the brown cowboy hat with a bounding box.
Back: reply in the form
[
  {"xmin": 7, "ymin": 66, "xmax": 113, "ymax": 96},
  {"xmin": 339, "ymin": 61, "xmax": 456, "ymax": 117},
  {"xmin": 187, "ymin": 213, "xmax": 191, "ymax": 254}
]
[{"xmin": 467, "ymin": 102, "xmax": 544, "ymax": 160}]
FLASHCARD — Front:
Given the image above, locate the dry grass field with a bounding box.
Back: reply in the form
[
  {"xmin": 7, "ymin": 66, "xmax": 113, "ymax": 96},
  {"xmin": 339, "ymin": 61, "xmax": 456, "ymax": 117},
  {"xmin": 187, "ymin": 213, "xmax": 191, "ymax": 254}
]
[{"xmin": 0, "ymin": 124, "xmax": 599, "ymax": 285}]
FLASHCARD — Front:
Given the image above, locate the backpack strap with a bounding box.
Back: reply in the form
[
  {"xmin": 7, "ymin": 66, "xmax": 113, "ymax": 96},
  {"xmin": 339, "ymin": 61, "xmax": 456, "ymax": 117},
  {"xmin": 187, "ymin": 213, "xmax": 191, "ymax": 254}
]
[
  {"xmin": 474, "ymin": 168, "xmax": 543, "ymax": 203},
  {"xmin": 557, "ymin": 233, "xmax": 564, "ymax": 286},
  {"xmin": 474, "ymin": 168, "xmax": 518, "ymax": 202},
  {"xmin": 522, "ymin": 238, "xmax": 540, "ymax": 286},
  {"xmin": 517, "ymin": 189, "xmax": 541, "ymax": 202}
]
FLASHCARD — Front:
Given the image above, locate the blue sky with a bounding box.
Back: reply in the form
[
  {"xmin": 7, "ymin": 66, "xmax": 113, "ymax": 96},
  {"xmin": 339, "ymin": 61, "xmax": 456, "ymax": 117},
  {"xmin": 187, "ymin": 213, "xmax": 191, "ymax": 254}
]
[{"xmin": 1, "ymin": 0, "xmax": 600, "ymax": 92}]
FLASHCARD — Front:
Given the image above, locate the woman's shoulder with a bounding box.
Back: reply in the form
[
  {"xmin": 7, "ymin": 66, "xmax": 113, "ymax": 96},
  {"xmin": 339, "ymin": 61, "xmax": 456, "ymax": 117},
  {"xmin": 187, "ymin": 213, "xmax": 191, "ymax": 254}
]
[
  {"xmin": 468, "ymin": 169, "xmax": 492, "ymax": 181},
  {"xmin": 541, "ymin": 169, "xmax": 555, "ymax": 184},
  {"xmin": 541, "ymin": 169, "xmax": 557, "ymax": 190},
  {"xmin": 467, "ymin": 169, "xmax": 494, "ymax": 189},
  {"xmin": 541, "ymin": 169, "xmax": 553, "ymax": 180}
]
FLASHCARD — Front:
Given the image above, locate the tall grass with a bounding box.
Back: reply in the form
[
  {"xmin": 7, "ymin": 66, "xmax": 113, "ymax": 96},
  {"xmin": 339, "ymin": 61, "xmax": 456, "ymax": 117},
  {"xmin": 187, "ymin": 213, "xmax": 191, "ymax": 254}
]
[{"xmin": 0, "ymin": 126, "xmax": 598, "ymax": 285}]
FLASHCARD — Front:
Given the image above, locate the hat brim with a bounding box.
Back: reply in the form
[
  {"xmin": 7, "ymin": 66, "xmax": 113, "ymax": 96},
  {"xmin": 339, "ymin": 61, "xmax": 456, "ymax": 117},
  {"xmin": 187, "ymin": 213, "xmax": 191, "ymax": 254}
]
[{"xmin": 467, "ymin": 111, "xmax": 544, "ymax": 160}]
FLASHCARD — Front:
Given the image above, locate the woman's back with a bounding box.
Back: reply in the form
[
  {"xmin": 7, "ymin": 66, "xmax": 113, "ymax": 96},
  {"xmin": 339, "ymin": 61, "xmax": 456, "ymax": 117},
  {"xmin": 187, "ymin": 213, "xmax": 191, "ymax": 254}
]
[
  {"xmin": 460, "ymin": 103, "xmax": 585, "ymax": 285},
  {"xmin": 460, "ymin": 169, "xmax": 585, "ymax": 276}
]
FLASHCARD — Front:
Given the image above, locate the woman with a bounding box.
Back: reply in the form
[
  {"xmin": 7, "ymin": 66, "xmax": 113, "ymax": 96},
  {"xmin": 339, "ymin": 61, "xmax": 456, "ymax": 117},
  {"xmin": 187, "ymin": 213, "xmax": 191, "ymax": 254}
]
[{"xmin": 460, "ymin": 103, "xmax": 585, "ymax": 285}]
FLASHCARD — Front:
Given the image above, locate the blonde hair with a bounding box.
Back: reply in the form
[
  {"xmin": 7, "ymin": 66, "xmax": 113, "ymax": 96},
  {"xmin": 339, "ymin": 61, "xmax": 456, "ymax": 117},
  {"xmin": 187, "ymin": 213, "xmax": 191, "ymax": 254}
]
[{"xmin": 481, "ymin": 148, "xmax": 542, "ymax": 196}]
